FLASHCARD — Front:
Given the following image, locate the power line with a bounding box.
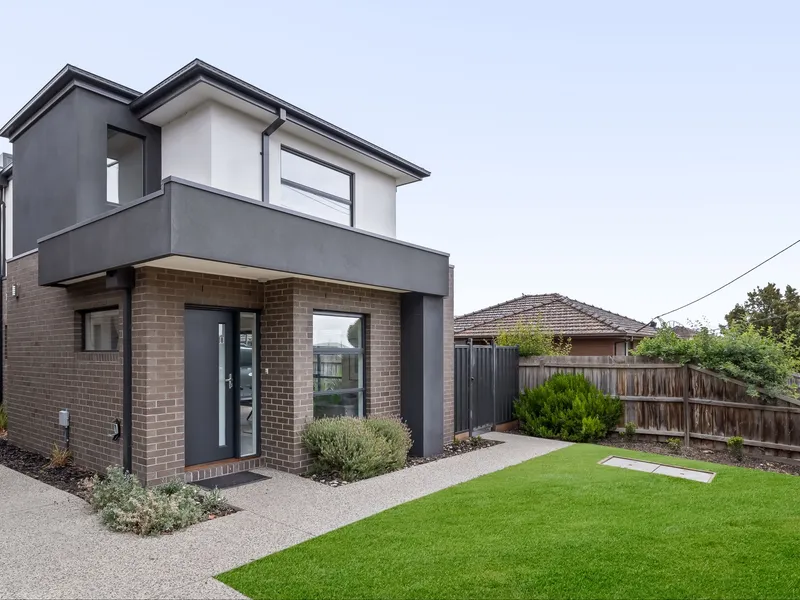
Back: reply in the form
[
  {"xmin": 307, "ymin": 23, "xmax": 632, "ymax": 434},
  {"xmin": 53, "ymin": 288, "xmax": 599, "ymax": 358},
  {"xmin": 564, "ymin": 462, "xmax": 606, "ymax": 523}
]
[
  {"xmin": 287, "ymin": 186, "xmax": 350, "ymax": 216},
  {"xmin": 641, "ymin": 238, "xmax": 800, "ymax": 328}
]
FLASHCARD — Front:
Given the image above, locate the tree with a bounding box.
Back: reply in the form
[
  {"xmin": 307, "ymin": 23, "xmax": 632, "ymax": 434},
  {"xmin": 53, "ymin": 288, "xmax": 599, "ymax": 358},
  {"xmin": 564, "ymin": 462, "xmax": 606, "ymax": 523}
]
[
  {"xmin": 724, "ymin": 283, "xmax": 800, "ymax": 354},
  {"xmin": 633, "ymin": 325, "xmax": 799, "ymax": 397},
  {"xmin": 496, "ymin": 322, "xmax": 572, "ymax": 357}
]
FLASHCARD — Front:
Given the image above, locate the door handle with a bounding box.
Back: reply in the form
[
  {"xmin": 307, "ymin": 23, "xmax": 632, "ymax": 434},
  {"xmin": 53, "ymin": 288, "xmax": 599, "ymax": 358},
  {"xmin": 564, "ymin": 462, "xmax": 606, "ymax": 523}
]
[{"xmin": 225, "ymin": 374, "xmax": 233, "ymax": 389}]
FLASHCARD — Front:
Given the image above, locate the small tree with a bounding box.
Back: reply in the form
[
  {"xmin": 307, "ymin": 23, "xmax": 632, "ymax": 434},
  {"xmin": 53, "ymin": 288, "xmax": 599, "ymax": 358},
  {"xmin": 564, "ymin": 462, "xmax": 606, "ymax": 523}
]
[
  {"xmin": 633, "ymin": 324, "xmax": 799, "ymax": 397},
  {"xmin": 496, "ymin": 321, "xmax": 572, "ymax": 357}
]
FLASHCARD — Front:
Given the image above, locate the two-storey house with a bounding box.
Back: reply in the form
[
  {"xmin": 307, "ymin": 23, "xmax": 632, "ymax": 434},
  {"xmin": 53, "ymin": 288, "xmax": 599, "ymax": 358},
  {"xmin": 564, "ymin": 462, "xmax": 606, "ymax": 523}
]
[{"xmin": 0, "ymin": 60, "xmax": 453, "ymax": 485}]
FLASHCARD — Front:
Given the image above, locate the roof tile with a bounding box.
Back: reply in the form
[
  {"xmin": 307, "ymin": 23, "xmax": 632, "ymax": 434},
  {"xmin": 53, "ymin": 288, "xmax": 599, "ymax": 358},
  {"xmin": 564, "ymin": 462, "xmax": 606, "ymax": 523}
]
[{"xmin": 454, "ymin": 294, "xmax": 657, "ymax": 338}]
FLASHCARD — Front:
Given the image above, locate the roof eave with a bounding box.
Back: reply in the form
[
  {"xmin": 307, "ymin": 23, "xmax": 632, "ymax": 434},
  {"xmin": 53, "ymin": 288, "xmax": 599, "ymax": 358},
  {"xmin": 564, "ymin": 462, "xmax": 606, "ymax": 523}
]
[
  {"xmin": 130, "ymin": 60, "xmax": 431, "ymax": 180},
  {"xmin": 0, "ymin": 65, "xmax": 140, "ymax": 140}
]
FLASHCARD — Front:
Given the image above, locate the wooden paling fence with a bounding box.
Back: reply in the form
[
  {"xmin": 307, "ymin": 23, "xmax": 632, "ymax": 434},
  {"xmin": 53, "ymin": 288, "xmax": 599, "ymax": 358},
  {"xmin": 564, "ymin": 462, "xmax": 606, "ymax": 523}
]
[{"xmin": 519, "ymin": 355, "xmax": 800, "ymax": 462}]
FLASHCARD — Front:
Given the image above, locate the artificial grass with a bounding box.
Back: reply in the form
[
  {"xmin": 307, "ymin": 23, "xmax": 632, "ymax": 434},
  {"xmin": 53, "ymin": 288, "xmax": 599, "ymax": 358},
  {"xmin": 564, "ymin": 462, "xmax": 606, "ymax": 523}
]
[{"xmin": 218, "ymin": 444, "xmax": 800, "ymax": 599}]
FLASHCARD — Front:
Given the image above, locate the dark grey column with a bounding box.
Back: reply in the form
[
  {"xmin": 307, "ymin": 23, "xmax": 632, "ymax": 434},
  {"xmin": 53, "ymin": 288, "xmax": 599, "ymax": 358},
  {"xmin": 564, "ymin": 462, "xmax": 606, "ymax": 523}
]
[{"xmin": 401, "ymin": 293, "xmax": 444, "ymax": 456}]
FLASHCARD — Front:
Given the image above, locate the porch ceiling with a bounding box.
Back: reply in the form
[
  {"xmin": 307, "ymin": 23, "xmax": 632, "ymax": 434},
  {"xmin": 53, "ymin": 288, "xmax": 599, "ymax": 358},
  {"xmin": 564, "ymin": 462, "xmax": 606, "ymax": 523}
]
[{"xmin": 138, "ymin": 256, "xmax": 406, "ymax": 293}]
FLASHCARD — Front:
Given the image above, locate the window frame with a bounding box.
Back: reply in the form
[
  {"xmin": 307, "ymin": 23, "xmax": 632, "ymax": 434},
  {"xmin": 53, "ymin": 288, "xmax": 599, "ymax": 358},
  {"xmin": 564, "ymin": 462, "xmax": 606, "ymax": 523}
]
[
  {"xmin": 312, "ymin": 311, "xmax": 366, "ymax": 418},
  {"xmin": 81, "ymin": 307, "xmax": 121, "ymax": 352},
  {"xmin": 106, "ymin": 125, "xmax": 145, "ymax": 206},
  {"xmin": 279, "ymin": 146, "xmax": 355, "ymax": 227}
]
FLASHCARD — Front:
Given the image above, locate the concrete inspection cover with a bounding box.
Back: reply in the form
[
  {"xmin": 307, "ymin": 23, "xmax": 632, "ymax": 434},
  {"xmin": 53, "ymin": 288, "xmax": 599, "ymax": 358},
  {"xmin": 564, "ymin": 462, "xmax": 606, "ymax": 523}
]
[{"xmin": 600, "ymin": 456, "xmax": 715, "ymax": 483}]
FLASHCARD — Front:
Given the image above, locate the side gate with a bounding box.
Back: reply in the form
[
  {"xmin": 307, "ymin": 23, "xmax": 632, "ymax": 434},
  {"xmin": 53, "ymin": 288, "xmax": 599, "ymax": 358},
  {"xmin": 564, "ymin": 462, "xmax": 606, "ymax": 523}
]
[{"xmin": 454, "ymin": 343, "xmax": 519, "ymax": 436}]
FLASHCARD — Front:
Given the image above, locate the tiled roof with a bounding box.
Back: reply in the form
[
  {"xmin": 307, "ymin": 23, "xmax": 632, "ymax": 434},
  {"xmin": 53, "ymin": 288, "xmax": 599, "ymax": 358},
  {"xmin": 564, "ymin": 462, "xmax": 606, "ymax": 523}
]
[{"xmin": 454, "ymin": 294, "xmax": 657, "ymax": 338}]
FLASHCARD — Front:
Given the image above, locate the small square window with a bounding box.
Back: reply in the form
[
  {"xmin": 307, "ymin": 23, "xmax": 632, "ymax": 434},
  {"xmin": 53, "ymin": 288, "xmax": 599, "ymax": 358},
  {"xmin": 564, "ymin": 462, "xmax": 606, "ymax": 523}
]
[{"xmin": 83, "ymin": 309, "xmax": 120, "ymax": 351}]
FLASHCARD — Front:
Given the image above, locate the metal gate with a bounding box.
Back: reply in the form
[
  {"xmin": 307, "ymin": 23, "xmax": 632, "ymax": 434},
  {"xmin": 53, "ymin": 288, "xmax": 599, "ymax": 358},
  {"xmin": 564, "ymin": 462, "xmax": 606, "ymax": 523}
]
[{"xmin": 454, "ymin": 342, "xmax": 519, "ymax": 435}]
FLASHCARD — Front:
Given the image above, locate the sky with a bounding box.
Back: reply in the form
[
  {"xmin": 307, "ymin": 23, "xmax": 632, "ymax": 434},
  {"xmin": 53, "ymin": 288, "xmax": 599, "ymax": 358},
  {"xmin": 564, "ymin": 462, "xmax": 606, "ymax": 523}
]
[{"xmin": 1, "ymin": 1, "xmax": 798, "ymax": 328}]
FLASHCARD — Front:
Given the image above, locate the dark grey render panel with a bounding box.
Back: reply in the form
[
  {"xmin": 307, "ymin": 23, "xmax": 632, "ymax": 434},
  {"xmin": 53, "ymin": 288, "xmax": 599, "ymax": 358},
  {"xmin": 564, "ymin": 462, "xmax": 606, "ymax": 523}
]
[
  {"xmin": 168, "ymin": 182, "xmax": 450, "ymax": 296},
  {"xmin": 11, "ymin": 87, "xmax": 161, "ymax": 256},
  {"xmin": 12, "ymin": 91, "xmax": 79, "ymax": 256},
  {"xmin": 37, "ymin": 181, "xmax": 450, "ymax": 295},
  {"xmin": 401, "ymin": 293, "xmax": 444, "ymax": 456},
  {"xmin": 73, "ymin": 88, "xmax": 161, "ymax": 221},
  {"xmin": 37, "ymin": 194, "xmax": 172, "ymax": 285}
]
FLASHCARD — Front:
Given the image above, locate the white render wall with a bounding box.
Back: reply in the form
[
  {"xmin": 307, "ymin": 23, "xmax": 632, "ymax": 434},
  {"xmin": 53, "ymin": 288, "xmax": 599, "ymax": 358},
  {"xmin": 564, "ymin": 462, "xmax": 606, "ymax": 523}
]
[
  {"xmin": 161, "ymin": 103, "xmax": 213, "ymax": 186},
  {"xmin": 160, "ymin": 101, "xmax": 398, "ymax": 238},
  {"xmin": 209, "ymin": 104, "xmax": 263, "ymax": 200}
]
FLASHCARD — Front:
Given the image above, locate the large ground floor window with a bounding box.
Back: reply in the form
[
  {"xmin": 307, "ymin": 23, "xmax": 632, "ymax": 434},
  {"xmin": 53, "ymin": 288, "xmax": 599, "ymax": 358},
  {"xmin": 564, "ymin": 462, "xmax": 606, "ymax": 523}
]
[{"xmin": 313, "ymin": 312, "xmax": 365, "ymax": 418}]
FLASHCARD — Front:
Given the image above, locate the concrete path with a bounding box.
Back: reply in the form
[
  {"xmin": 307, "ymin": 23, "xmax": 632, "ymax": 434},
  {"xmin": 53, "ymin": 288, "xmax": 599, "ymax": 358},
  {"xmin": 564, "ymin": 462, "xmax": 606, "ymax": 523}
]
[{"xmin": 0, "ymin": 432, "xmax": 569, "ymax": 599}]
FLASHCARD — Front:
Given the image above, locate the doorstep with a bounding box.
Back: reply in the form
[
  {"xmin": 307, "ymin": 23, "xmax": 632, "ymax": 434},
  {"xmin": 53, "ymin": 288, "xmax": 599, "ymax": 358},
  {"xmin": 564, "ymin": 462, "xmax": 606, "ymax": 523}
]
[{"xmin": 184, "ymin": 456, "xmax": 269, "ymax": 483}]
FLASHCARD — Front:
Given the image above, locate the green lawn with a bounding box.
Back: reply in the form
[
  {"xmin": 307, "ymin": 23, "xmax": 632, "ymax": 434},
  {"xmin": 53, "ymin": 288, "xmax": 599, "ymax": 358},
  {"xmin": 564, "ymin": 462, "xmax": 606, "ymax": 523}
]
[{"xmin": 218, "ymin": 444, "xmax": 800, "ymax": 599}]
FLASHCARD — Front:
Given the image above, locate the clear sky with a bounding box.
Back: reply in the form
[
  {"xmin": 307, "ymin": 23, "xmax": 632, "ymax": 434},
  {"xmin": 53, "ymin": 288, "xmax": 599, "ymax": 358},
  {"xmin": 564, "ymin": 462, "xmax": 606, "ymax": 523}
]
[{"xmin": 1, "ymin": 1, "xmax": 797, "ymax": 328}]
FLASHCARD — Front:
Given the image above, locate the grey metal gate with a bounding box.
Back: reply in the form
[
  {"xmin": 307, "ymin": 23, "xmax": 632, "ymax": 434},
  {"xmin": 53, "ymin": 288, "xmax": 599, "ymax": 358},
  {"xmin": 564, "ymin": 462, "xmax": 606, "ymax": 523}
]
[{"xmin": 454, "ymin": 342, "xmax": 519, "ymax": 435}]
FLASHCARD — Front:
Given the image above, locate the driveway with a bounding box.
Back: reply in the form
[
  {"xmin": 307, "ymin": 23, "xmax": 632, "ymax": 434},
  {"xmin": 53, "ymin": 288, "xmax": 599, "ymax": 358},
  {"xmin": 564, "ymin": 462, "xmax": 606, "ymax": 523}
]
[{"xmin": 0, "ymin": 432, "xmax": 569, "ymax": 599}]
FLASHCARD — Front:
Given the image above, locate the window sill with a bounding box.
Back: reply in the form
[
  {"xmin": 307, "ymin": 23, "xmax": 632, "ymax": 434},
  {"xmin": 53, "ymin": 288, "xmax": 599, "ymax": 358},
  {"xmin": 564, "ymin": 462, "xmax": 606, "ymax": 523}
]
[{"xmin": 76, "ymin": 351, "xmax": 120, "ymax": 362}]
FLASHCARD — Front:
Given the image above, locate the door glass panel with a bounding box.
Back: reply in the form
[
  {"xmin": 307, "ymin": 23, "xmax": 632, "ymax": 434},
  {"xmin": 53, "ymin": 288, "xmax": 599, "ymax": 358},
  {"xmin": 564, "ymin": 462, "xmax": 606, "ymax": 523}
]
[
  {"xmin": 239, "ymin": 313, "xmax": 257, "ymax": 457},
  {"xmin": 218, "ymin": 323, "xmax": 226, "ymax": 447}
]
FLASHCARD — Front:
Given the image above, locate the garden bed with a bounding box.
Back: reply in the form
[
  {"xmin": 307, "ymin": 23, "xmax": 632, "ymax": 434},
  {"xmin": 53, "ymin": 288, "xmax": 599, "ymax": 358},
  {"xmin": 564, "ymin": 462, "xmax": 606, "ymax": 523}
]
[
  {"xmin": 0, "ymin": 438, "xmax": 95, "ymax": 500},
  {"xmin": 307, "ymin": 437, "xmax": 502, "ymax": 487},
  {"xmin": 598, "ymin": 437, "xmax": 800, "ymax": 476}
]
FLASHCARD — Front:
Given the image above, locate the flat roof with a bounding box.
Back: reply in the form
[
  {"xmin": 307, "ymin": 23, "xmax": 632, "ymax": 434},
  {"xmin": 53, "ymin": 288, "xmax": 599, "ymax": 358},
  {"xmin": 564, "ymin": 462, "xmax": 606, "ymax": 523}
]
[{"xmin": 0, "ymin": 60, "xmax": 430, "ymax": 180}]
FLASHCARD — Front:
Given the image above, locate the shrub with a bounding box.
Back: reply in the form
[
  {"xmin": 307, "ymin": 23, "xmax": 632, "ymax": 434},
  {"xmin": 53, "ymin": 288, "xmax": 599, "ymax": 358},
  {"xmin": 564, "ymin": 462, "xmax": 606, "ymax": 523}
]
[
  {"xmin": 514, "ymin": 374, "xmax": 622, "ymax": 442},
  {"xmin": 621, "ymin": 421, "xmax": 637, "ymax": 442},
  {"xmin": 363, "ymin": 417, "xmax": 413, "ymax": 470},
  {"xmin": 89, "ymin": 467, "xmax": 140, "ymax": 511},
  {"xmin": 727, "ymin": 436, "xmax": 744, "ymax": 461},
  {"xmin": 0, "ymin": 403, "xmax": 7, "ymax": 432},
  {"xmin": 87, "ymin": 467, "xmax": 230, "ymax": 536},
  {"xmin": 580, "ymin": 416, "xmax": 607, "ymax": 441},
  {"xmin": 667, "ymin": 437, "xmax": 683, "ymax": 453},
  {"xmin": 633, "ymin": 325, "xmax": 799, "ymax": 397},
  {"xmin": 302, "ymin": 417, "xmax": 412, "ymax": 481},
  {"xmin": 48, "ymin": 443, "xmax": 73, "ymax": 468},
  {"xmin": 496, "ymin": 322, "xmax": 572, "ymax": 357}
]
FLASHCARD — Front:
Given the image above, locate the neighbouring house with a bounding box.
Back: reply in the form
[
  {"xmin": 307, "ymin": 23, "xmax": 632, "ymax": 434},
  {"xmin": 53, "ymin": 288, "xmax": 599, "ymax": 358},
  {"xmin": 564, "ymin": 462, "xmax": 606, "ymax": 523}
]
[
  {"xmin": 454, "ymin": 294, "xmax": 657, "ymax": 356},
  {"xmin": 669, "ymin": 324, "xmax": 698, "ymax": 339},
  {"xmin": 0, "ymin": 60, "xmax": 454, "ymax": 486}
]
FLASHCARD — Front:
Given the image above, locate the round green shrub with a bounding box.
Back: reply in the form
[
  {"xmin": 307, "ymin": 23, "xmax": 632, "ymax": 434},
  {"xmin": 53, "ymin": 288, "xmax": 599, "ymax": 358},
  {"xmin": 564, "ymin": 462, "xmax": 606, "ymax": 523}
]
[
  {"xmin": 302, "ymin": 417, "xmax": 412, "ymax": 481},
  {"xmin": 514, "ymin": 374, "xmax": 622, "ymax": 442}
]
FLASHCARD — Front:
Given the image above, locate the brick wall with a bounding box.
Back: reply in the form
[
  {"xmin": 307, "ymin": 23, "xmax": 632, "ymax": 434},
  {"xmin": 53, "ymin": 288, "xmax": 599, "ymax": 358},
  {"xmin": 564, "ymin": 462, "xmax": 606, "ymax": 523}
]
[
  {"xmin": 3, "ymin": 258, "xmax": 412, "ymax": 481},
  {"xmin": 569, "ymin": 338, "xmax": 622, "ymax": 356},
  {"xmin": 261, "ymin": 278, "xmax": 401, "ymax": 473},
  {"xmin": 3, "ymin": 252, "xmax": 125, "ymax": 473},
  {"xmin": 442, "ymin": 266, "xmax": 455, "ymax": 443}
]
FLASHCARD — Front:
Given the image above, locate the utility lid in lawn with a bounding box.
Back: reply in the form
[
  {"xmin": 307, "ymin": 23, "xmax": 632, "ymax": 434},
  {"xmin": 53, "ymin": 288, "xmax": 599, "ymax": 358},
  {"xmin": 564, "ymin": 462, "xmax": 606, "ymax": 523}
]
[{"xmin": 600, "ymin": 456, "xmax": 715, "ymax": 483}]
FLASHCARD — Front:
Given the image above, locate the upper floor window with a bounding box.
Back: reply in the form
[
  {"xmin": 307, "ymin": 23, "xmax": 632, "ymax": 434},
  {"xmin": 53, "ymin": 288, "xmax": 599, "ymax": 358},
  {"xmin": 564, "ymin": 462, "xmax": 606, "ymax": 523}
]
[
  {"xmin": 277, "ymin": 147, "xmax": 353, "ymax": 226},
  {"xmin": 107, "ymin": 127, "xmax": 144, "ymax": 205}
]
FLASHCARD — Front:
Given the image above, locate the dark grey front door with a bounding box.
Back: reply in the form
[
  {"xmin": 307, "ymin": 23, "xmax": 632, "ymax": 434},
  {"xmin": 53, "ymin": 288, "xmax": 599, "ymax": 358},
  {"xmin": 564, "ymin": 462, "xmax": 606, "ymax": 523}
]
[{"xmin": 185, "ymin": 309, "xmax": 235, "ymax": 466}]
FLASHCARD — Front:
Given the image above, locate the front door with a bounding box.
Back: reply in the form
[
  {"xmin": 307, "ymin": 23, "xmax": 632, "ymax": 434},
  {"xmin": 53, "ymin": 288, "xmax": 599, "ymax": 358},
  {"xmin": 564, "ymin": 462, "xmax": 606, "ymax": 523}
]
[{"xmin": 185, "ymin": 309, "xmax": 235, "ymax": 466}]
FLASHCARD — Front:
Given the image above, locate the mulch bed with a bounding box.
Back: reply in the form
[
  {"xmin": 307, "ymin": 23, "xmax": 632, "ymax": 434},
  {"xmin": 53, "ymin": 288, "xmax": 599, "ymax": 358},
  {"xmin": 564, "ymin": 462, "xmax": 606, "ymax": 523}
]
[
  {"xmin": 0, "ymin": 438, "xmax": 96, "ymax": 500},
  {"xmin": 598, "ymin": 437, "xmax": 800, "ymax": 477},
  {"xmin": 306, "ymin": 437, "xmax": 503, "ymax": 487}
]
